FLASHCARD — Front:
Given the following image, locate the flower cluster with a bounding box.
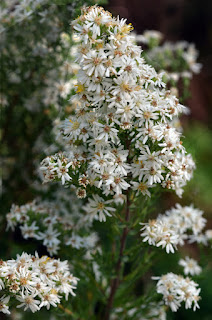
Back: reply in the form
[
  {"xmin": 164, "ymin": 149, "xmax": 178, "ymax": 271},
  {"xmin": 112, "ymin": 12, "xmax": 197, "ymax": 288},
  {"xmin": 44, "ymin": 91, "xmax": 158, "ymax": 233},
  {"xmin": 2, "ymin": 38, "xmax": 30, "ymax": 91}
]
[
  {"xmin": 0, "ymin": 0, "xmax": 86, "ymax": 205},
  {"xmin": 0, "ymin": 0, "xmax": 48, "ymax": 29},
  {"xmin": 0, "ymin": 0, "xmax": 72, "ymax": 100},
  {"xmin": 140, "ymin": 204, "xmax": 207, "ymax": 253},
  {"xmin": 40, "ymin": 6, "xmax": 195, "ymax": 225},
  {"xmin": 24, "ymin": 31, "xmax": 80, "ymax": 113},
  {"xmin": 148, "ymin": 41, "xmax": 201, "ymax": 75},
  {"xmin": 154, "ymin": 273, "xmax": 201, "ymax": 312},
  {"xmin": 40, "ymin": 152, "xmax": 80, "ymax": 186},
  {"xmin": 134, "ymin": 29, "xmax": 202, "ymax": 104},
  {"xmin": 138, "ymin": 30, "xmax": 201, "ymax": 77},
  {"xmin": 136, "ymin": 30, "xmax": 163, "ymax": 47},
  {"xmin": 179, "ymin": 257, "xmax": 202, "ymax": 276},
  {"xmin": 6, "ymin": 199, "xmax": 98, "ymax": 256},
  {"xmin": 0, "ymin": 252, "xmax": 78, "ymax": 314}
]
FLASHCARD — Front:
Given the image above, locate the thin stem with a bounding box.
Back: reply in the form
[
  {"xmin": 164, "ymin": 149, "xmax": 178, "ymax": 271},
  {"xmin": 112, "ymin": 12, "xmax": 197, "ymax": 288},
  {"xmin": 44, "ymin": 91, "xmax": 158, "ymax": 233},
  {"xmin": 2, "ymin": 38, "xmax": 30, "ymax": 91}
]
[
  {"xmin": 59, "ymin": 304, "xmax": 83, "ymax": 320},
  {"xmin": 104, "ymin": 190, "xmax": 131, "ymax": 320},
  {"xmin": 59, "ymin": 304, "xmax": 73, "ymax": 315}
]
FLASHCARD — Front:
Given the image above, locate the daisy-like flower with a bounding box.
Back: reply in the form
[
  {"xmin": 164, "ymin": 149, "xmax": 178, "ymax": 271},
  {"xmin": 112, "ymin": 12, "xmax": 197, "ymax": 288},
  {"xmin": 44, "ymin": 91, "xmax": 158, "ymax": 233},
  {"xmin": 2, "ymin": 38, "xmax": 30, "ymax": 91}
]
[
  {"xmin": 141, "ymin": 166, "xmax": 164, "ymax": 186},
  {"xmin": 83, "ymin": 194, "xmax": 116, "ymax": 222},
  {"xmin": 65, "ymin": 234, "xmax": 84, "ymax": 249},
  {"xmin": 105, "ymin": 175, "xmax": 130, "ymax": 196},
  {"xmin": 39, "ymin": 290, "xmax": 60, "ymax": 310},
  {"xmin": 82, "ymin": 50, "xmax": 107, "ymax": 77},
  {"xmin": 56, "ymin": 159, "xmax": 72, "ymax": 185},
  {"xmin": 36, "ymin": 225, "xmax": 61, "ymax": 247},
  {"xmin": 17, "ymin": 291, "xmax": 40, "ymax": 313},
  {"xmin": 20, "ymin": 222, "xmax": 39, "ymax": 239},
  {"xmin": 156, "ymin": 231, "xmax": 179, "ymax": 254},
  {"xmin": 78, "ymin": 174, "xmax": 90, "ymax": 187},
  {"xmin": 61, "ymin": 118, "xmax": 82, "ymax": 141},
  {"xmin": 179, "ymin": 257, "xmax": 202, "ymax": 276},
  {"xmin": 15, "ymin": 267, "xmax": 36, "ymax": 293},
  {"xmin": 95, "ymin": 122, "xmax": 119, "ymax": 143},
  {"xmin": 0, "ymin": 295, "xmax": 10, "ymax": 314},
  {"xmin": 138, "ymin": 146, "xmax": 162, "ymax": 169},
  {"xmin": 115, "ymin": 100, "xmax": 135, "ymax": 123}
]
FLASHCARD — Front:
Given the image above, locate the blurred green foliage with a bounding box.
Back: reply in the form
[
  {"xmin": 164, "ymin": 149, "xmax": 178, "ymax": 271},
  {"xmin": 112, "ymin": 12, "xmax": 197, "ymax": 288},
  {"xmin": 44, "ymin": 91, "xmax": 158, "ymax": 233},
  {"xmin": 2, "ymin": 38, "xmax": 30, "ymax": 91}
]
[{"xmin": 183, "ymin": 122, "xmax": 212, "ymax": 215}]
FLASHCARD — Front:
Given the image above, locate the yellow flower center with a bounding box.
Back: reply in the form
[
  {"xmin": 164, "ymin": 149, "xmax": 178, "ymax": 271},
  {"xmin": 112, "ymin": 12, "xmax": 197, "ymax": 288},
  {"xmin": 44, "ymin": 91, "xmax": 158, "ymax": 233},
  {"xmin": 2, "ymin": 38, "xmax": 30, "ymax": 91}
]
[
  {"xmin": 138, "ymin": 183, "xmax": 147, "ymax": 192},
  {"xmin": 69, "ymin": 119, "xmax": 80, "ymax": 130},
  {"xmin": 76, "ymin": 83, "xmax": 85, "ymax": 93},
  {"xmin": 97, "ymin": 202, "xmax": 104, "ymax": 210}
]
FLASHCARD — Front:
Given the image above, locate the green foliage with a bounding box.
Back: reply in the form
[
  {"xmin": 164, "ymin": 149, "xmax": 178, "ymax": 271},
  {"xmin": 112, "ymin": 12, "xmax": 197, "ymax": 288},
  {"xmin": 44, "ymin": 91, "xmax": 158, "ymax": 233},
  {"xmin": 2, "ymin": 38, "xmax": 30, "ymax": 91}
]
[{"xmin": 183, "ymin": 122, "xmax": 212, "ymax": 211}]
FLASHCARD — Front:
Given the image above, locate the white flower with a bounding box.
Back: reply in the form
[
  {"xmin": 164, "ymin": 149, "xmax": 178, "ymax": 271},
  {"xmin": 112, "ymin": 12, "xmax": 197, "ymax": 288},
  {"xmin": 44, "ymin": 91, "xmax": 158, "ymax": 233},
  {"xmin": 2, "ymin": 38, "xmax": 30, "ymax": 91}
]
[
  {"xmin": 20, "ymin": 222, "xmax": 39, "ymax": 239},
  {"xmin": 140, "ymin": 204, "xmax": 208, "ymax": 252},
  {"xmin": 39, "ymin": 291, "xmax": 60, "ymax": 310},
  {"xmin": 138, "ymin": 30, "xmax": 163, "ymax": 44},
  {"xmin": 138, "ymin": 146, "xmax": 162, "ymax": 169},
  {"xmin": 0, "ymin": 253, "xmax": 79, "ymax": 313},
  {"xmin": 6, "ymin": 197, "xmax": 93, "ymax": 256},
  {"xmin": 188, "ymin": 234, "xmax": 208, "ymax": 245},
  {"xmin": 17, "ymin": 292, "xmax": 40, "ymax": 313},
  {"xmin": 82, "ymin": 50, "xmax": 107, "ymax": 77},
  {"xmin": 83, "ymin": 194, "xmax": 116, "ymax": 222},
  {"xmin": 56, "ymin": 159, "xmax": 72, "ymax": 185},
  {"xmin": 0, "ymin": 295, "xmax": 10, "ymax": 314},
  {"xmin": 156, "ymin": 232, "xmax": 179, "ymax": 254},
  {"xmin": 89, "ymin": 151, "xmax": 115, "ymax": 174},
  {"xmin": 141, "ymin": 166, "xmax": 164, "ymax": 185},
  {"xmin": 179, "ymin": 257, "xmax": 202, "ymax": 276},
  {"xmin": 65, "ymin": 234, "xmax": 84, "ymax": 249},
  {"xmin": 131, "ymin": 181, "xmax": 151, "ymax": 197},
  {"xmin": 95, "ymin": 122, "xmax": 119, "ymax": 143},
  {"xmin": 153, "ymin": 273, "xmax": 201, "ymax": 312},
  {"xmin": 15, "ymin": 267, "xmax": 36, "ymax": 293},
  {"xmin": 115, "ymin": 100, "xmax": 135, "ymax": 123},
  {"xmin": 56, "ymin": 80, "xmax": 72, "ymax": 98},
  {"xmin": 205, "ymin": 229, "xmax": 212, "ymax": 240},
  {"xmin": 36, "ymin": 225, "xmax": 61, "ymax": 247},
  {"xmin": 58, "ymin": 273, "xmax": 79, "ymax": 300},
  {"xmin": 105, "ymin": 175, "xmax": 130, "ymax": 195}
]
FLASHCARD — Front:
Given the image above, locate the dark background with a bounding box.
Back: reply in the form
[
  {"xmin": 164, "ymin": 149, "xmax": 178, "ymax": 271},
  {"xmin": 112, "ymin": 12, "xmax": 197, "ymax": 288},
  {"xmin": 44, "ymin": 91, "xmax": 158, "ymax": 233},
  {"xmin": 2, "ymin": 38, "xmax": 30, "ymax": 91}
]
[{"xmin": 107, "ymin": 0, "xmax": 212, "ymax": 123}]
